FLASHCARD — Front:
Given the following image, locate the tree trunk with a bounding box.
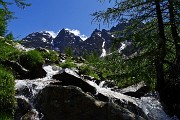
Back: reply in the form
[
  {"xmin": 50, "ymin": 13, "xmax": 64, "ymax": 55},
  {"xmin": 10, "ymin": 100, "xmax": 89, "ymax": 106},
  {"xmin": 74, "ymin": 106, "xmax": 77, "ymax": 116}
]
[{"xmin": 155, "ymin": 0, "xmax": 166, "ymax": 94}]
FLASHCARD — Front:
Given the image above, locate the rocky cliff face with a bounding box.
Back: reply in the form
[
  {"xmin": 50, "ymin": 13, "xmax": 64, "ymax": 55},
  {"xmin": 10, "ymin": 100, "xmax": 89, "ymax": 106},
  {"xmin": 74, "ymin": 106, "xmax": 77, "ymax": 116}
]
[
  {"xmin": 22, "ymin": 31, "xmax": 53, "ymax": 49},
  {"xmin": 81, "ymin": 29, "xmax": 114, "ymax": 56},
  {"xmin": 53, "ymin": 28, "xmax": 83, "ymax": 55}
]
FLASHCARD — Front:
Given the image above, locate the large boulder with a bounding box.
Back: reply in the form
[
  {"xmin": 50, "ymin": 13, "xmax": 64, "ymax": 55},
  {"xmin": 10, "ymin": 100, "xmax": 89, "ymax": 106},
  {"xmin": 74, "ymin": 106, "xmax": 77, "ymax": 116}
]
[
  {"xmin": 0, "ymin": 60, "xmax": 46, "ymax": 79},
  {"xmin": 52, "ymin": 68, "xmax": 96, "ymax": 94},
  {"xmin": 118, "ymin": 81, "xmax": 149, "ymax": 98},
  {"xmin": 20, "ymin": 109, "xmax": 39, "ymax": 120},
  {"xmin": 14, "ymin": 97, "xmax": 32, "ymax": 120},
  {"xmin": 27, "ymin": 63, "xmax": 46, "ymax": 79},
  {"xmin": 35, "ymin": 84, "xmax": 145, "ymax": 120},
  {"xmin": 19, "ymin": 51, "xmax": 47, "ymax": 79}
]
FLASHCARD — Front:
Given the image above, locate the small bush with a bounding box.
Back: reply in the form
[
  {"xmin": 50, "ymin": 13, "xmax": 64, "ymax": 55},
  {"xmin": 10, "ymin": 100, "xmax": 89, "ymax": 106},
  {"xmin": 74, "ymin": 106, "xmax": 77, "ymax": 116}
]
[
  {"xmin": 59, "ymin": 59, "xmax": 77, "ymax": 69},
  {"xmin": 0, "ymin": 113, "xmax": 12, "ymax": 120},
  {"xmin": 79, "ymin": 64, "xmax": 100, "ymax": 80},
  {"xmin": 0, "ymin": 67, "xmax": 15, "ymax": 117},
  {"xmin": 19, "ymin": 50, "xmax": 45, "ymax": 70},
  {"xmin": 0, "ymin": 40, "xmax": 21, "ymax": 61},
  {"xmin": 40, "ymin": 50, "xmax": 59, "ymax": 63}
]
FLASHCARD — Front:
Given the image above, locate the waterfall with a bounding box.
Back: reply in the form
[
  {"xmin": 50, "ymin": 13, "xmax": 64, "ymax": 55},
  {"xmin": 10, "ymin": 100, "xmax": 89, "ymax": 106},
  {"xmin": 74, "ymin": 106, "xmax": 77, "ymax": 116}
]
[{"xmin": 15, "ymin": 65, "xmax": 60, "ymax": 120}]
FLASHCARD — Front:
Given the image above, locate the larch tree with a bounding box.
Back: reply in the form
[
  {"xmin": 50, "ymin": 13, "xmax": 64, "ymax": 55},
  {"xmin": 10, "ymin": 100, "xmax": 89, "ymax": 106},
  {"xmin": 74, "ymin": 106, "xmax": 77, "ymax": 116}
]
[
  {"xmin": 92, "ymin": 0, "xmax": 180, "ymax": 93},
  {"xmin": 0, "ymin": 0, "xmax": 30, "ymax": 37}
]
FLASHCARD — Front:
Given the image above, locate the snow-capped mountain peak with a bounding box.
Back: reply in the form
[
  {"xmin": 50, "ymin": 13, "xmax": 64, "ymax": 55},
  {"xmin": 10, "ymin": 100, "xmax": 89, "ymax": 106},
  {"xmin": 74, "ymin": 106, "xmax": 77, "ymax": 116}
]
[
  {"xmin": 65, "ymin": 28, "xmax": 88, "ymax": 41},
  {"xmin": 22, "ymin": 31, "xmax": 53, "ymax": 49},
  {"xmin": 22, "ymin": 22, "xmax": 136, "ymax": 56}
]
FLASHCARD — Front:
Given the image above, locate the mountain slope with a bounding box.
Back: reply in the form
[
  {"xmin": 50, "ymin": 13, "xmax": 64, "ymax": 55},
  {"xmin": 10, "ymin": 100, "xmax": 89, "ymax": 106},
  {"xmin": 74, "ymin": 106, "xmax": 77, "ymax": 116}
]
[
  {"xmin": 21, "ymin": 22, "xmax": 134, "ymax": 56},
  {"xmin": 22, "ymin": 31, "xmax": 53, "ymax": 49}
]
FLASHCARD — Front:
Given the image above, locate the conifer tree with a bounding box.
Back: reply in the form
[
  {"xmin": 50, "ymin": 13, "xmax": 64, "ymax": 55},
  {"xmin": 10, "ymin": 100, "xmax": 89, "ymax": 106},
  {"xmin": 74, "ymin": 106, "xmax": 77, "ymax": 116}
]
[
  {"xmin": 0, "ymin": 0, "xmax": 30, "ymax": 37},
  {"xmin": 93, "ymin": 0, "xmax": 180, "ymax": 93}
]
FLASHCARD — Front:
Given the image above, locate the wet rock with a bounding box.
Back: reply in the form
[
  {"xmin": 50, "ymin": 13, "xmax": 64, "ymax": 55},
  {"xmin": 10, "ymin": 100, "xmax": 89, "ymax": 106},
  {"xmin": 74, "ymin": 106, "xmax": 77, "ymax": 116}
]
[
  {"xmin": 113, "ymin": 99, "xmax": 147, "ymax": 119},
  {"xmin": 35, "ymin": 85, "xmax": 145, "ymax": 120},
  {"xmin": 82, "ymin": 75, "xmax": 98, "ymax": 82},
  {"xmin": 21, "ymin": 109, "xmax": 39, "ymax": 120},
  {"xmin": 95, "ymin": 93, "xmax": 109, "ymax": 102},
  {"xmin": 14, "ymin": 97, "xmax": 32, "ymax": 120},
  {"xmin": 27, "ymin": 64, "xmax": 46, "ymax": 79},
  {"xmin": 118, "ymin": 81, "xmax": 149, "ymax": 98},
  {"xmin": 19, "ymin": 56, "xmax": 46, "ymax": 79},
  {"xmin": 52, "ymin": 68, "xmax": 96, "ymax": 94},
  {"xmin": 101, "ymin": 80, "xmax": 117, "ymax": 88},
  {"xmin": 16, "ymin": 85, "xmax": 33, "ymax": 98}
]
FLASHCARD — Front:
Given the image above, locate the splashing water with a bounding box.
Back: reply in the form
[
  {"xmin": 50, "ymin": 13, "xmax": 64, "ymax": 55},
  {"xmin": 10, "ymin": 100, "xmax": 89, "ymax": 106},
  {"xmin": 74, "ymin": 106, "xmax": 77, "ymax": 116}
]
[
  {"xmin": 15, "ymin": 65, "xmax": 179, "ymax": 120},
  {"xmin": 87, "ymin": 80, "xmax": 179, "ymax": 120},
  {"xmin": 15, "ymin": 65, "xmax": 61, "ymax": 120}
]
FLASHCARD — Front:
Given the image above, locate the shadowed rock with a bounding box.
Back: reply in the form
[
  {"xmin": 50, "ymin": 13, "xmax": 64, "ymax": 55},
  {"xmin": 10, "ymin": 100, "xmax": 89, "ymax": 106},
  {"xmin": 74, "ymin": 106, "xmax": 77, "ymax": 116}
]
[
  {"xmin": 52, "ymin": 68, "xmax": 96, "ymax": 94},
  {"xmin": 14, "ymin": 97, "xmax": 32, "ymax": 120},
  {"xmin": 118, "ymin": 81, "xmax": 149, "ymax": 98},
  {"xmin": 35, "ymin": 85, "xmax": 145, "ymax": 120}
]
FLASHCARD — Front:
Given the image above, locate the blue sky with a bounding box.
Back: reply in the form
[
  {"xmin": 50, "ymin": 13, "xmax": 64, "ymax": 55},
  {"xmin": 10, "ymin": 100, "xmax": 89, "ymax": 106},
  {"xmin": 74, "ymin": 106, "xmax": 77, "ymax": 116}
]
[{"xmin": 7, "ymin": 0, "xmax": 115, "ymax": 39}]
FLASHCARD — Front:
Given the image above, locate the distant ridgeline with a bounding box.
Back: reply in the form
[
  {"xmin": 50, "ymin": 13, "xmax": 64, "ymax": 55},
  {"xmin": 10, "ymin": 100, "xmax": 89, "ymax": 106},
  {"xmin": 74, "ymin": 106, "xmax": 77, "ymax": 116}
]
[{"xmin": 21, "ymin": 22, "xmax": 136, "ymax": 57}]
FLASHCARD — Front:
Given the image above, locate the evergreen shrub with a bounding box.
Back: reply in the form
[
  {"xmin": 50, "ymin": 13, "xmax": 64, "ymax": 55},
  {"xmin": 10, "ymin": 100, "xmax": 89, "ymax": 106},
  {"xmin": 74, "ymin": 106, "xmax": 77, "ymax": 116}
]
[{"xmin": 0, "ymin": 66, "xmax": 15, "ymax": 118}]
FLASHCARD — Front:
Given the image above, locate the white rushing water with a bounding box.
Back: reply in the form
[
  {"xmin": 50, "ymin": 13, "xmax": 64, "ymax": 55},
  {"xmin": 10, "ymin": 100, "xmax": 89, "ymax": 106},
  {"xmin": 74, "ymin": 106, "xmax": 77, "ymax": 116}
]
[
  {"xmin": 15, "ymin": 65, "xmax": 61, "ymax": 120},
  {"xmin": 87, "ymin": 80, "xmax": 178, "ymax": 120},
  {"xmin": 15, "ymin": 65, "xmax": 179, "ymax": 120}
]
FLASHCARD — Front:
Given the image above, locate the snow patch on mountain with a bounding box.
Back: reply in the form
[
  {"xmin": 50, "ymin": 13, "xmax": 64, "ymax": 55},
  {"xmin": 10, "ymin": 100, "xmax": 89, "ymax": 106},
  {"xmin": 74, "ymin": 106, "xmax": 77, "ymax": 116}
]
[
  {"xmin": 45, "ymin": 31, "xmax": 59, "ymax": 38},
  {"xmin": 65, "ymin": 28, "xmax": 88, "ymax": 41},
  {"xmin": 100, "ymin": 41, "xmax": 106, "ymax": 57},
  {"xmin": 118, "ymin": 40, "xmax": 132, "ymax": 53},
  {"xmin": 42, "ymin": 37, "xmax": 47, "ymax": 42}
]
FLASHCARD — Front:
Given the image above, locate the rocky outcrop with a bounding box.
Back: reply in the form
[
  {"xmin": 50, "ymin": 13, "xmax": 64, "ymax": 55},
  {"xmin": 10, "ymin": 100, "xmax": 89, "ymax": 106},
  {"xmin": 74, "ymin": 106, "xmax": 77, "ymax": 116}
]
[
  {"xmin": 52, "ymin": 68, "xmax": 96, "ymax": 94},
  {"xmin": 20, "ymin": 109, "xmax": 39, "ymax": 120},
  {"xmin": 22, "ymin": 31, "xmax": 53, "ymax": 49},
  {"xmin": 119, "ymin": 81, "xmax": 150, "ymax": 98},
  {"xmin": 14, "ymin": 97, "xmax": 32, "ymax": 120},
  {"xmin": 36, "ymin": 84, "xmax": 145, "ymax": 120},
  {"xmin": 19, "ymin": 57, "xmax": 46, "ymax": 79},
  {"xmin": 53, "ymin": 29, "xmax": 83, "ymax": 55},
  {"xmin": 27, "ymin": 64, "xmax": 46, "ymax": 79}
]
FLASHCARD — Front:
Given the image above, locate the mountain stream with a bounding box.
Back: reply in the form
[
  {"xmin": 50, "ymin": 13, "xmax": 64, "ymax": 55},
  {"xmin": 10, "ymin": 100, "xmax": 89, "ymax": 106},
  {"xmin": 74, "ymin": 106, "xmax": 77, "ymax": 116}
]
[{"xmin": 15, "ymin": 65, "xmax": 178, "ymax": 120}]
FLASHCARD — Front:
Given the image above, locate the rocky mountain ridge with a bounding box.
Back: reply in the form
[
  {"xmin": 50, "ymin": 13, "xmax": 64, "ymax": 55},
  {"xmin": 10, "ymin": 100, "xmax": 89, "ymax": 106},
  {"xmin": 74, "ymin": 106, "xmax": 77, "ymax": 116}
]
[
  {"xmin": 22, "ymin": 23, "xmax": 130, "ymax": 56},
  {"xmin": 22, "ymin": 31, "xmax": 53, "ymax": 49}
]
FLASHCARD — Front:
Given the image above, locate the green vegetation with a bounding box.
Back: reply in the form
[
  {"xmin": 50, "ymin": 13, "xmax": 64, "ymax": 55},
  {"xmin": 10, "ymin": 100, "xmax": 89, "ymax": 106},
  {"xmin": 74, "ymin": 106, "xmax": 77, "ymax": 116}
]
[
  {"xmin": 0, "ymin": 39, "xmax": 21, "ymax": 61},
  {"xmin": 79, "ymin": 64, "xmax": 100, "ymax": 80},
  {"xmin": 0, "ymin": 67, "xmax": 15, "ymax": 119},
  {"xmin": 19, "ymin": 50, "xmax": 45, "ymax": 70},
  {"xmin": 40, "ymin": 50, "xmax": 59, "ymax": 63},
  {"xmin": 93, "ymin": 0, "xmax": 180, "ymax": 92},
  {"xmin": 64, "ymin": 46, "xmax": 73, "ymax": 57},
  {"xmin": 0, "ymin": 0, "xmax": 179, "ymax": 118},
  {"xmin": 0, "ymin": 0, "xmax": 31, "ymax": 37},
  {"xmin": 59, "ymin": 59, "xmax": 77, "ymax": 69},
  {"xmin": 0, "ymin": 113, "xmax": 12, "ymax": 120}
]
